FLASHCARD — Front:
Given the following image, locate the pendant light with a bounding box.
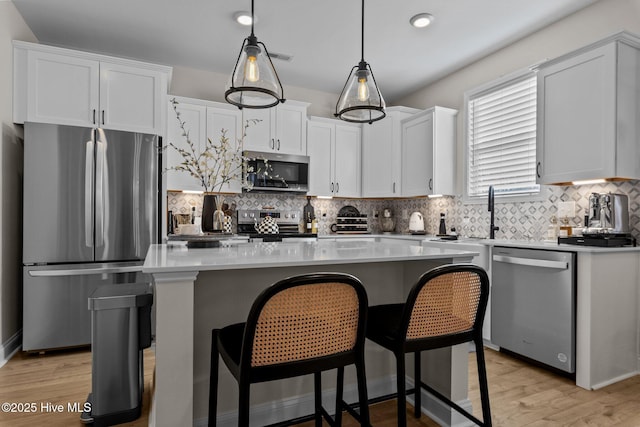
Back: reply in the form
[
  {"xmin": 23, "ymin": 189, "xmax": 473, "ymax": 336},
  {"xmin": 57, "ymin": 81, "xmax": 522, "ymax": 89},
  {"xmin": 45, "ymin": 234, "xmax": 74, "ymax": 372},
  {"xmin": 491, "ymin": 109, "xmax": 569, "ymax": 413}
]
[
  {"xmin": 335, "ymin": 0, "xmax": 386, "ymax": 124},
  {"xmin": 225, "ymin": 0, "xmax": 285, "ymax": 109}
]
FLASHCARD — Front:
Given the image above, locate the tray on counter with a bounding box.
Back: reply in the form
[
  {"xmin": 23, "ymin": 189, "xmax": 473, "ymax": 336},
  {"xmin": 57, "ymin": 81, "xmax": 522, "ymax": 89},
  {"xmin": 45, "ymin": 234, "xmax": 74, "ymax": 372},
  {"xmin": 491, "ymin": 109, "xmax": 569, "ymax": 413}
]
[
  {"xmin": 167, "ymin": 233, "xmax": 235, "ymax": 248},
  {"xmin": 558, "ymin": 235, "xmax": 636, "ymax": 247}
]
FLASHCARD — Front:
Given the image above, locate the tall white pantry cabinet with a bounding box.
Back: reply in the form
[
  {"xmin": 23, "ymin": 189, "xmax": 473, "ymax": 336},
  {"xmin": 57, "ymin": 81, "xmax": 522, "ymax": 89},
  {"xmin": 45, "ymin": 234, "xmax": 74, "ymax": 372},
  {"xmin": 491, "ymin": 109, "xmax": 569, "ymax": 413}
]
[{"xmin": 13, "ymin": 40, "xmax": 172, "ymax": 136}]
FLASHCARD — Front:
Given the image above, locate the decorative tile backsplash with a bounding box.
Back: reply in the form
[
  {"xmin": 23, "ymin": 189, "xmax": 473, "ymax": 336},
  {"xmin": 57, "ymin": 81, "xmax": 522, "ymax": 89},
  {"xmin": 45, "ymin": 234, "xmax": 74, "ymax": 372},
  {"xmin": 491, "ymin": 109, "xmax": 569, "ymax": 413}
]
[{"xmin": 167, "ymin": 180, "xmax": 640, "ymax": 240}]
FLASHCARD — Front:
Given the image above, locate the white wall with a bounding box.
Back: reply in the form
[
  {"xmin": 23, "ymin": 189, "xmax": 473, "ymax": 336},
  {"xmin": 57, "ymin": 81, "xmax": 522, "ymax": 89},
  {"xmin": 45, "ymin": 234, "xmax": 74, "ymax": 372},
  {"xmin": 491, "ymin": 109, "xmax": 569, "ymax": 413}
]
[
  {"xmin": 0, "ymin": 2, "xmax": 37, "ymax": 360},
  {"xmin": 170, "ymin": 65, "xmax": 340, "ymax": 118},
  {"xmin": 396, "ymin": 0, "xmax": 640, "ymax": 193}
]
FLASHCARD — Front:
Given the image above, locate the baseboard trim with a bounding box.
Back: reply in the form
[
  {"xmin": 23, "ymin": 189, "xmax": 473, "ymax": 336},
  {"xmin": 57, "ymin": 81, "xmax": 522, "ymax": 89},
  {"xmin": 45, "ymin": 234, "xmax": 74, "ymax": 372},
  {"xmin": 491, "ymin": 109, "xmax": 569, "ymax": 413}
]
[
  {"xmin": 0, "ymin": 330, "xmax": 22, "ymax": 368},
  {"xmin": 590, "ymin": 370, "xmax": 640, "ymax": 390},
  {"xmin": 406, "ymin": 377, "xmax": 475, "ymax": 427},
  {"xmin": 197, "ymin": 374, "xmax": 475, "ymax": 427}
]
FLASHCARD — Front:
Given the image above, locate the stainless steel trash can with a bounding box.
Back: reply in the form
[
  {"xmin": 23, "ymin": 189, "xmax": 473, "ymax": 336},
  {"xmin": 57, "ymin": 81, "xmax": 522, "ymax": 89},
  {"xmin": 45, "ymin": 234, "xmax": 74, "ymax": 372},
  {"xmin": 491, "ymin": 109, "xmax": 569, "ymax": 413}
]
[{"xmin": 81, "ymin": 283, "xmax": 153, "ymax": 426}]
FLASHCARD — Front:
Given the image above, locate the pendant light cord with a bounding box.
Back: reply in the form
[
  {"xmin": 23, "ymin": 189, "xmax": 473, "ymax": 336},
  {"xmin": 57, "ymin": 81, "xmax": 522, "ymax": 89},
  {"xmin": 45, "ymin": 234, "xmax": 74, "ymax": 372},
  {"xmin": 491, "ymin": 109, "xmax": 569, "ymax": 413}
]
[
  {"xmin": 250, "ymin": 0, "xmax": 255, "ymax": 37},
  {"xmin": 360, "ymin": 0, "xmax": 365, "ymax": 62}
]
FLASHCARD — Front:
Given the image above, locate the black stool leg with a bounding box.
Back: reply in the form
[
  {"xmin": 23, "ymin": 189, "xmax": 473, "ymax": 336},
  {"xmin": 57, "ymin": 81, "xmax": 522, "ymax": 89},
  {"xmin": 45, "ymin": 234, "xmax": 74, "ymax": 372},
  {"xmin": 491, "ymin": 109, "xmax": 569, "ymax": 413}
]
[
  {"xmin": 238, "ymin": 377, "xmax": 251, "ymax": 427},
  {"xmin": 335, "ymin": 367, "xmax": 344, "ymax": 425},
  {"xmin": 355, "ymin": 358, "xmax": 370, "ymax": 426},
  {"xmin": 395, "ymin": 352, "xmax": 407, "ymax": 427},
  {"xmin": 208, "ymin": 330, "xmax": 219, "ymax": 427},
  {"xmin": 475, "ymin": 338, "xmax": 492, "ymax": 427},
  {"xmin": 414, "ymin": 351, "xmax": 421, "ymax": 419},
  {"xmin": 314, "ymin": 371, "xmax": 322, "ymax": 427}
]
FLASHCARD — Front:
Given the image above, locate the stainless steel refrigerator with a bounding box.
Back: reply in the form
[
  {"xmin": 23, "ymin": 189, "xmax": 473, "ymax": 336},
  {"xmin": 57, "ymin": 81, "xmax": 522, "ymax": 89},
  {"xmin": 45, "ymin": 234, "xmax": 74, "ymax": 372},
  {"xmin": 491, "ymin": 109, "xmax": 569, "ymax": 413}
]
[{"xmin": 22, "ymin": 122, "xmax": 159, "ymax": 351}]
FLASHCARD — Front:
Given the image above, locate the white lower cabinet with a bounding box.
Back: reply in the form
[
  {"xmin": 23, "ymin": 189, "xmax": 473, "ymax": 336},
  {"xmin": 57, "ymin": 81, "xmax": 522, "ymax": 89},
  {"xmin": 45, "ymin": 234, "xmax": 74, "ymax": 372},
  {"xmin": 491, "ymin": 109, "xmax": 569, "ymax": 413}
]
[
  {"xmin": 401, "ymin": 107, "xmax": 457, "ymax": 197},
  {"xmin": 166, "ymin": 97, "xmax": 242, "ymax": 193},
  {"xmin": 307, "ymin": 117, "xmax": 361, "ymax": 198}
]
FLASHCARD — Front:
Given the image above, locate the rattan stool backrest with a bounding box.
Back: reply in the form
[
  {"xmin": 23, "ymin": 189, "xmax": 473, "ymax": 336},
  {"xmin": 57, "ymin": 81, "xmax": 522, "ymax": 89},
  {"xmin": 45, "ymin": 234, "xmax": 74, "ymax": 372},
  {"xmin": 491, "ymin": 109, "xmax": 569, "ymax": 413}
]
[
  {"xmin": 242, "ymin": 273, "xmax": 368, "ymax": 368},
  {"xmin": 402, "ymin": 264, "xmax": 489, "ymax": 341}
]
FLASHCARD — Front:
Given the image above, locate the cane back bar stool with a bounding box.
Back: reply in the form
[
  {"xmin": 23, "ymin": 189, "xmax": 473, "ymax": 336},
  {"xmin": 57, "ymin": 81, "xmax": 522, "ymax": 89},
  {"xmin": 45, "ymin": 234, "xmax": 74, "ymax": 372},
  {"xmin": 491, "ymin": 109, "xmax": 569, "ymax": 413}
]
[
  {"xmin": 366, "ymin": 263, "xmax": 491, "ymax": 427},
  {"xmin": 209, "ymin": 272, "xmax": 370, "ymax": 427}
]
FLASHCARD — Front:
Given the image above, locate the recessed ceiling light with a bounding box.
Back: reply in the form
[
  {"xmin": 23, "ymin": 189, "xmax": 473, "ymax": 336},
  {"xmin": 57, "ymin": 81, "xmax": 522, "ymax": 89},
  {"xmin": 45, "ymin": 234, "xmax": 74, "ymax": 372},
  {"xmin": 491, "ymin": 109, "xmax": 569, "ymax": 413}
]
[
  {"xmin": 233, "ymin": 11, "xmax": 253, "ymax": 26},
  {"xmin": 410, "ymin": 13, "xmax": 434, "ymax": 28}
]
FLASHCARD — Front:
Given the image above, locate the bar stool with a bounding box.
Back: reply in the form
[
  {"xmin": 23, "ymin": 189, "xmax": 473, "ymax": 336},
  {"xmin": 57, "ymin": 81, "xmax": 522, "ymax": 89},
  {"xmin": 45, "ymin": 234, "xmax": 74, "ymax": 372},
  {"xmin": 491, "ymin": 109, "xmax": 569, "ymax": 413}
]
[
  {"xmin": 208, "ymin": 272, "xmax": 370, "ymax": 427},
  {"xmin": 366, "ymin": 263, "xmax": 492, "ymax": 426}
]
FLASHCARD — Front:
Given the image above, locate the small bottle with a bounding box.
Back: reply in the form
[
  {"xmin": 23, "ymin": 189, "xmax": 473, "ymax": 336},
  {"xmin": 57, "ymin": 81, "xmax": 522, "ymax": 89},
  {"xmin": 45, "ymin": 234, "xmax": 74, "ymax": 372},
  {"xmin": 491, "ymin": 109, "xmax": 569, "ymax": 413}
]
[
  {"xmin": 306, "ymin": 213, "xmax": 312, "ymax": 233},
  {"xmin": 311, "ymin": 218, "xmax": 318, "ymax": 234},
  {"xmin": 439, "ymin": 213, "xmax": 447, "ymax": 235}
]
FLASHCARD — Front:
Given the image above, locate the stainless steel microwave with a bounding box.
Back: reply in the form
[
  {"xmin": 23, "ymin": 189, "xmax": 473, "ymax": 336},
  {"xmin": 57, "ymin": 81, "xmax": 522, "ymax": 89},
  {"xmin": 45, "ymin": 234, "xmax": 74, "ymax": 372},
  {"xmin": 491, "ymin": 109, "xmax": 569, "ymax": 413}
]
[{"xmin": 243, "ymin": 151, "xmax": 309, "ymax": 193}]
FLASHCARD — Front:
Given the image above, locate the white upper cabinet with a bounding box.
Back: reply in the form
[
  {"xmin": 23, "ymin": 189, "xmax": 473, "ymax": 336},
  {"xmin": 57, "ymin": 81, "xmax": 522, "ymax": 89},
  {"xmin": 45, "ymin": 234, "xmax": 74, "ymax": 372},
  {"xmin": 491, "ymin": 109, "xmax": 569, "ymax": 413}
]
[
  {"xmin": 307, "ymin": 117, "xmax": 361, "ymax": 198},
  {"xmin": 166, "ymin": 101, "xmax": 207, "ymax": 192},
  {"xmin": 536, "ymin": 32, "xmax": 640, "ymax": 185},
  {"xmin": 240, "ymin": 101, "xmax": 309, "ymax": 155},
  {"xmin": 334, "ymin": 125, "xmax": 361, "ymax": 198},
  {"xmin": 166, "ymin": 97, "xmax": 242, "ymax": 193},
  {"xmin": 14, "ymin": 41, "xmax": 171, "ymax": 135},
  {"xmin": 361, "ymin": 107, "xmax": 419, "ymax": 197},
  {"xmin": 401, "ymin": 107, "xmax": 457, "ymax": 197},
  {"xmin": 99, "ymin": 62, "xmax": 165, "ymax": 134}
]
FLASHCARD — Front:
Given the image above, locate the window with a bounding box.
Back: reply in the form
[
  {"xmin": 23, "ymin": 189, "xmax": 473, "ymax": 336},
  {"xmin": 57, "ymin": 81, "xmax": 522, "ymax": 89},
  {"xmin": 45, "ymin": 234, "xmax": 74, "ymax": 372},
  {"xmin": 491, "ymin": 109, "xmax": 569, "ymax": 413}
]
[{"xmin": 466, "ymin": 72, "xmax": 539, "ymax": 199}]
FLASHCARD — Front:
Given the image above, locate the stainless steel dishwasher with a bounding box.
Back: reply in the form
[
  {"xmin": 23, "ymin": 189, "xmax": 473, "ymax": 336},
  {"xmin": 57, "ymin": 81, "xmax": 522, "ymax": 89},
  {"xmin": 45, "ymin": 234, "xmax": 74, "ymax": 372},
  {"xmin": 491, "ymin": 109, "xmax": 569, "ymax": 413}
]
[{"xmin": 491, "ymin": 246, "xmax": 576, "ymax": 373}]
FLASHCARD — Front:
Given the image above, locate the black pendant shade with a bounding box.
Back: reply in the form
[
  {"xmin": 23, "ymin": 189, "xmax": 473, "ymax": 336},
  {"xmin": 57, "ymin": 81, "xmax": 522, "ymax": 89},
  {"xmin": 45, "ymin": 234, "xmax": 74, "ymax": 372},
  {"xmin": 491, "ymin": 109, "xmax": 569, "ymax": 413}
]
[
  {"xmin": 335, "ymin": 0, "xmax": 386, "ymax": 124},
  {"xmin": 225, "ymin": 0, "xmax": 285, "ymax": 109}
]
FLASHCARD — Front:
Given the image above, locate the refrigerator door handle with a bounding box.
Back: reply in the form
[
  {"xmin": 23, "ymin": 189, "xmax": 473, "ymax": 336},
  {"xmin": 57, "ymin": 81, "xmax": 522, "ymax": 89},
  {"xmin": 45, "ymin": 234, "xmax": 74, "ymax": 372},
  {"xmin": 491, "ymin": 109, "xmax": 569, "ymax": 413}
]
[
  {"xmin": 85, "ymin": 140, "xmax": 95, "ymax": 247},
  {"xmin": 28, "ymin": 265, "xmax": 144, "ymax": 277},
  {"xmin": 95, "ymin": 130, "xmax": 106, "ymax": 247}
]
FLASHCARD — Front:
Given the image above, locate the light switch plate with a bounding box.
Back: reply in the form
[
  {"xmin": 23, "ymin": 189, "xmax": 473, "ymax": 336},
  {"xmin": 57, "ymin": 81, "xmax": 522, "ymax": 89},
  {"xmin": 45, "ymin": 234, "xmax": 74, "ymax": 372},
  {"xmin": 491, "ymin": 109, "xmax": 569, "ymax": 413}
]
[{"xmin": 558, "ymin": 201, "xmax": 576, "ymax": 218}]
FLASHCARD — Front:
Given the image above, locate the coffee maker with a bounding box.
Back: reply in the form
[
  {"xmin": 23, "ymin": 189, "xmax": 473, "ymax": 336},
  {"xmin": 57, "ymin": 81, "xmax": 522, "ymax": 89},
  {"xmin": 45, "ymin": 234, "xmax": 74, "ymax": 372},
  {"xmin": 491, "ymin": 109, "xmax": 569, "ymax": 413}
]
[{"xmin": 584, "ymin": 192, "xmax": 630, "ymax": 235}]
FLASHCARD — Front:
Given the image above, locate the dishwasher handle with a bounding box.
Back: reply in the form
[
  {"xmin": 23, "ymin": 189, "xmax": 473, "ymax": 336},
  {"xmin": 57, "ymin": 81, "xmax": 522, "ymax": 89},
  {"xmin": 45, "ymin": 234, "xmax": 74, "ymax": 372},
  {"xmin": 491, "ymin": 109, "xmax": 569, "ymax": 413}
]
[{"xmin": 492, "ymin": 254, "xmax": 569, "ymax": 270}]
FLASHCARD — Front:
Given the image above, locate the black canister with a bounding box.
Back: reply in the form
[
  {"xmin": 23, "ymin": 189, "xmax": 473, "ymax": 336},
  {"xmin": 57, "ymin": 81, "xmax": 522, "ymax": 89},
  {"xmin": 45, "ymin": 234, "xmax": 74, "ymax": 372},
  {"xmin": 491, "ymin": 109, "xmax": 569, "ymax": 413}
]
[{"xmin": 439, "ymin": 213, "xmax": 447, "ymax": 235}]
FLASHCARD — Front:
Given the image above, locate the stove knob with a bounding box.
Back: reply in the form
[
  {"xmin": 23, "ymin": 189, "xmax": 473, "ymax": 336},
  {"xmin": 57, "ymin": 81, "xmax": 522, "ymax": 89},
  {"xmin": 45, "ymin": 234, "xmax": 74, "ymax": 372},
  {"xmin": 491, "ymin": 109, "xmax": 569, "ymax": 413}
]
[
  {"xmin": 242, "ymin": 212, "xmax": 248, "ymax": 218},
  {"xmin": 249, "ymin": 213, "xmax": 255, "ymax": 218},
  {"xmin": 284, "ymin": 213, "xmax": 290, "ymax": 219},
  {"xmin": 291, "ymin": 213, "xmax": 296, "ymax": 219}
]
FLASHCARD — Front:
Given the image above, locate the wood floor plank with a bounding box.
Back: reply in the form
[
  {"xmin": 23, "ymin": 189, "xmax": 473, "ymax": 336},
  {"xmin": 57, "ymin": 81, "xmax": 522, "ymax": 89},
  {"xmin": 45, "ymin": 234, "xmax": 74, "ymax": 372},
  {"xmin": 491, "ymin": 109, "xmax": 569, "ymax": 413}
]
[{"xmin": 2, "ymin": 346, "xmax": 640, "ymax": 426}]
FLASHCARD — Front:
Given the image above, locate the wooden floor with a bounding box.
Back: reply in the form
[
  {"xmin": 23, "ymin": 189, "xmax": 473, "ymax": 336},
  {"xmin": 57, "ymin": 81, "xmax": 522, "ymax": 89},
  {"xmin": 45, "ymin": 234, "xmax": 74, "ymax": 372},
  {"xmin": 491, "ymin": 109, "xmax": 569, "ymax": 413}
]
[{"xmin": 1, "ymin": 347, "xmax": 640, "ymax": 426}]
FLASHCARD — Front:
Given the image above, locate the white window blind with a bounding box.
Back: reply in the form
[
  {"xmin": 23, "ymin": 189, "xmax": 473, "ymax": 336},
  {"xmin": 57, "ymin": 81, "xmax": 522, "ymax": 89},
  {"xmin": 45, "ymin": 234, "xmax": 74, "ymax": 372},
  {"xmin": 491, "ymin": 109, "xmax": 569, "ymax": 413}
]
[{"xmin": 467, "ymin": 74, "xmax": 539, "ymax": 198}]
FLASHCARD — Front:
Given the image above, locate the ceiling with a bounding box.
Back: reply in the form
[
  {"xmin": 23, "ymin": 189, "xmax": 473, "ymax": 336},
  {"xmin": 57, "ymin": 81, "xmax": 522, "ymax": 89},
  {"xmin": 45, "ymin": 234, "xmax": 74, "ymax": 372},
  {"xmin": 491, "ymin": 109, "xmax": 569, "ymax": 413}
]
[{"xmin": 12, "ymin": 0, "xmax": 599, "ymax": 102}]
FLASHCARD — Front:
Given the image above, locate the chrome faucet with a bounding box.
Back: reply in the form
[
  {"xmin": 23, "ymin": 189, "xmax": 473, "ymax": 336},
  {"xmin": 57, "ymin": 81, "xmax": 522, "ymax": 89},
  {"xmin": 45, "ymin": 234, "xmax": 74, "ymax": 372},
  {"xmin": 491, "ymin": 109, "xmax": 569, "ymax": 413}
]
[{"xmin": 488, "ymin": 185, "xmax": 499, "ymax": 239}]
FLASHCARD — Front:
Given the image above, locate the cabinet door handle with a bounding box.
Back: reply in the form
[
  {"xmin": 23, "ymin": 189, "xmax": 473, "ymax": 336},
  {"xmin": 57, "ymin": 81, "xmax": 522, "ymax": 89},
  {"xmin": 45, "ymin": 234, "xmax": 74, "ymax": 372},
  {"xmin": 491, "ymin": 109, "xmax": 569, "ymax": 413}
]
[
  {"xmin": 393, "ymin": 182, "xmax": 396, "ymax": 193},
  {"xmin": 336, "ymin": 182, "xmax": 339, "ymax": 193},
  {"xmin": 101, "ymin": 110, "xmax": 105, "ymax": 125},
  {"xmin": 428, "ymin": 178, "xmax": 433, "ymax": 190},
  {"xmin": 536, "ymin": 161, "xmax": 541, "ymax": 178},
  {"xmin": 330, "ymin": 182, "xmax": 334, "ymax": 192},
  {"xmin": 92, "ymin": 109, "xmax": 96, "ymax": 125},
  {"xmin": 277, "ymin": 139, "xmax": 280, "ymax": 150},
  {"xmin": 270, "ymin": 138, "xmax": 275, "ymax": 150}
]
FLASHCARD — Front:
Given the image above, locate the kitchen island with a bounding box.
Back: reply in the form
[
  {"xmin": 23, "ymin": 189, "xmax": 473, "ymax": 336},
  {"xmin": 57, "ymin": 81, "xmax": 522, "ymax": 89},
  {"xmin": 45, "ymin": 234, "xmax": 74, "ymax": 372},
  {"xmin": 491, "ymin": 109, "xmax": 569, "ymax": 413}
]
[{"xmin": 143, "ymin": 239, "xmax": 478, "ymax": 427}]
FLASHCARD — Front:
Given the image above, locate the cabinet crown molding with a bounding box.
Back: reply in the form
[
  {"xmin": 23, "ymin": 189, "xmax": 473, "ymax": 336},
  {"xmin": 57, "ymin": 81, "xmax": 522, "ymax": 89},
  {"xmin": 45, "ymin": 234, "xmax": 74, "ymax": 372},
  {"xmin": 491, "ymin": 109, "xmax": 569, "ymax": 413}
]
[{"xmin": 13, "ymin": 40, "xmax": 173, "ymax": 87}]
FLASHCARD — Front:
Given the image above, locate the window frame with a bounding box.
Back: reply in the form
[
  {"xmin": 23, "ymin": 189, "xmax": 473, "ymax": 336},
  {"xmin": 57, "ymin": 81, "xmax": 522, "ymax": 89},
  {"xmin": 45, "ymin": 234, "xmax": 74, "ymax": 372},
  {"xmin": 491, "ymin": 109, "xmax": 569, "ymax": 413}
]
[{"xmin": 462, "ymin": 68, "xmax": 544, "ymax": 204}]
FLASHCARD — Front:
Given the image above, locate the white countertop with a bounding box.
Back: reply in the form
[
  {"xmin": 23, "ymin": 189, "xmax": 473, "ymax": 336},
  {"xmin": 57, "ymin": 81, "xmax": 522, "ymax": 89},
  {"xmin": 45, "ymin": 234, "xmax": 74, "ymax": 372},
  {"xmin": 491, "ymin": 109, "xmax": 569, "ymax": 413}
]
[
  {"xmin": 323, "ymin": 233, "xmax": 640, "ymax": 252},
  {"xmin": 470, "ymin": 238, "xmax": 640, "ymax": 253},
  {"xmin": 143, "ymin": 239, "xmax": 478, "ymax": 274}
]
